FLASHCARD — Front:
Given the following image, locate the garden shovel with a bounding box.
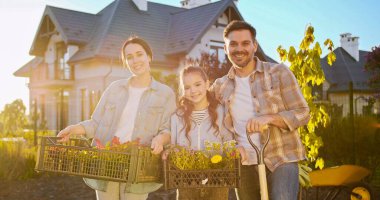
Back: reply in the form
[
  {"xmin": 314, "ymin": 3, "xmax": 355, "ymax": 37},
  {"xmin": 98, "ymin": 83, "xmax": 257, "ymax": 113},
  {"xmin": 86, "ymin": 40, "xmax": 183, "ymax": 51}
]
[{"xmin": 246, "ymin": 126, "xmax": 270, "ymax": 200}]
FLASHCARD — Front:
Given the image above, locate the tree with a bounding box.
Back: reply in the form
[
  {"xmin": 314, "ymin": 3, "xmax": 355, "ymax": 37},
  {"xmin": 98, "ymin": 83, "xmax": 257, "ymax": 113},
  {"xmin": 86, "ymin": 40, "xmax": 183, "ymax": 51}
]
[
  {"xmin": 187, "ymin": 52, "xmax": 231, "ymax": 83},
  {"xmin": 365, "ymin": 45, "xmax": 380, "ymax": 87},
  {"xmin": 277, "ymin": 25, "xmax": 336, "ymax": 171},
  {"xmin": 0, "ymin": 99, "xmax": 28, "ymax": 136},
  {"xmin": 151, "ymin": 71, "xmax": 179, "ymax": 96}
]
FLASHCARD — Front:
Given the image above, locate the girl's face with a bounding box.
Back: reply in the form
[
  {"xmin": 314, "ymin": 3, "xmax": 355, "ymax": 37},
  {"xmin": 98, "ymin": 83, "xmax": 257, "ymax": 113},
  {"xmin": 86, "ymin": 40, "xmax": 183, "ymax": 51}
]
[
  {"xmin": 183, "ymin": 72, "xmax": 210, "ymax": 107},
  {"xmin": 123, "ymin": 43, "xmax": 151, "ymax": 76}
]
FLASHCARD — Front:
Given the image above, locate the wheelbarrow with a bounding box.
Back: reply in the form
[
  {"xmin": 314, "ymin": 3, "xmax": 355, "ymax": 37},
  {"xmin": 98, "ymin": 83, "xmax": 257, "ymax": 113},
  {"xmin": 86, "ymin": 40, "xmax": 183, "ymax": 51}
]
[
  {"xmin": 246, "ymin": 126, "xmax": 270, "ymax": 200},
  {"xmin": 303, "ymin": 165, "xmax": 373, "ymax": 200}
]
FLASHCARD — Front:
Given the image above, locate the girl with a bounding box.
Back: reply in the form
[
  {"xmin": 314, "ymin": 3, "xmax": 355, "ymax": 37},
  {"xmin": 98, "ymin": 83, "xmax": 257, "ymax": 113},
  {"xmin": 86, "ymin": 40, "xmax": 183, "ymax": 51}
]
[
  {"xmin": 170, "ymin": 66, "xmax": 234, "ymax": 200},
  {"xmin": 57, "ymin": 36, "xmax": 176, "ymax": 200}
]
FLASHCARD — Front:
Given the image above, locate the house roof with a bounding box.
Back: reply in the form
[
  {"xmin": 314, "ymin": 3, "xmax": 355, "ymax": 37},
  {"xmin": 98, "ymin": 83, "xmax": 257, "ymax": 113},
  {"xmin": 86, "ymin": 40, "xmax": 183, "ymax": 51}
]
[
  {"xmin": 26, "ymin": 0, "xmax": 272, "ymax": 69},
  {"xmin": 47, "ymin": 6, "xmax": 98, "ymax": 44},
  {"xmin": 30, "ymin": 6, "xmax": 98, "ymax": 56},
  {"xmin": 321, "ymin": 47, "xmax": 376, "ymax": 93},
  {"xmin": 166, "ymin": 0, "xmax": 241, "ymax": 54},
  {"xmin": 13, "ymin": 57, "xmax": 44, "ymax": 77}
]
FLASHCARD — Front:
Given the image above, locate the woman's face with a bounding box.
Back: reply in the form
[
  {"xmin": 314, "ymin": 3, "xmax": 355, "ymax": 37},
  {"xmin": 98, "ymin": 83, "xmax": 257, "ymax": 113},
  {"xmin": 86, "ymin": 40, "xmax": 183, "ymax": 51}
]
[
  {"xmin": 123, "ymin": 43, "xmax": 151, "ymax": 76},
  {"xmin": 183, "ymin": 72, "xmax": 209, "ymax": 107}
]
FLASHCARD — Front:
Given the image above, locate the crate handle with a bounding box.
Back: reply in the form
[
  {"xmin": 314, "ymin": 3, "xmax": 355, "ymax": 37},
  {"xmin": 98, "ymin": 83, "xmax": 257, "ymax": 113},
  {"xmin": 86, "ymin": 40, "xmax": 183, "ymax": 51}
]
[
  {"xmin": 47, "ymin": 136, "xmax": 59, "ymax": 145},
  {"xmin": 83, "ymin": 138, "xmax": 92, "ymax": 148}
]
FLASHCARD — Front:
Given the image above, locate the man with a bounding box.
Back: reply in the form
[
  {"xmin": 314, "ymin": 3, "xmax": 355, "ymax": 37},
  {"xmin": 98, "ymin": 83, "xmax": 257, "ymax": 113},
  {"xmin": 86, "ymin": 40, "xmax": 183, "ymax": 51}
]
[{"xmin": 211, "ymin": 20, "xmax": 310, "ymax": 200}]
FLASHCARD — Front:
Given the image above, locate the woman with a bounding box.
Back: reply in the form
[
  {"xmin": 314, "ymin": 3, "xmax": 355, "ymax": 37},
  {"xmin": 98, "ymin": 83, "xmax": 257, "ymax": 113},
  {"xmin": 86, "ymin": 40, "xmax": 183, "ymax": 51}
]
[
  {"xmin": 57, "ymin": 36, "xmax": 176, "ymax": 200},
  {"xmin": 170, "ymin": 66, "xmax": 234, "ymax": 200}
]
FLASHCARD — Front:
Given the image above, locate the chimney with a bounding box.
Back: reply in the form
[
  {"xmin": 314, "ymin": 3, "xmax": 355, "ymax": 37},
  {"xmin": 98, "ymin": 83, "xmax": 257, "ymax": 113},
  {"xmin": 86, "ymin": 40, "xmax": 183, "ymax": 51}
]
[
  {"xmin": 181, "ymin": 0, "xmax": 211, "ymax": 9},
  {"xmin": 340, "ymin": 33, "xmax": 360, "ymax": 61},
  {"xmin": 132, "ymin": 0, "xmax": 147, "ymax": 11}
]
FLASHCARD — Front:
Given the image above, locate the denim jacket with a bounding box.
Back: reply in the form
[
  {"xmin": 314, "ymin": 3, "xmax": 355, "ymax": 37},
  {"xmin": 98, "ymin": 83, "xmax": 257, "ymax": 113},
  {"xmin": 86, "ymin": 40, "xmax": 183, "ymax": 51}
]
[
  {"xmin": 80, "ymin": 77, "xmax": 176, "ymax": 192},
  {"xmin": 171, "ymin": 105, "xmax": 234, "ymax": 150}
]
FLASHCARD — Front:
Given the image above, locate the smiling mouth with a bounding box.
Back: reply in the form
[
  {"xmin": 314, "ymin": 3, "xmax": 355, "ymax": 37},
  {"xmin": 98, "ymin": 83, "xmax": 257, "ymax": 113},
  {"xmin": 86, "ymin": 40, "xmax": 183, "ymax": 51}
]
[
  {"xmin": 233, "ymin": 53, "xmax": 247, "ymax": 59},
  {"xmin": 133, "ymin": 65, "xmax": 143, "ymax": 70}
]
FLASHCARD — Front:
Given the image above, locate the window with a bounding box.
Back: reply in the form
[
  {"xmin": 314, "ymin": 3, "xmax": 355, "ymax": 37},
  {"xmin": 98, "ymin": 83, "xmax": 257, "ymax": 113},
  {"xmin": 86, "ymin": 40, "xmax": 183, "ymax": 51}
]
[
  {"xmin": 40, "ymin": 95, "xmax": 45, "ymax": 121},
  {"xmin": 55, "ymin": 42, "xmax": 72, "ymax": 80},
  {"xmin": 80, "ymin": 89, "xmax": 86, "ymax": 121},
  {"xmin": 209, "ymin": 40, "xmax": 226, "ymax": 68},
  {"xmin": 56, "ymin": 89, "xmax": 69, "ymax": 131},
  {"xmin": 89, "ymin": 90, "xmax": 101, "ymax": 115}
]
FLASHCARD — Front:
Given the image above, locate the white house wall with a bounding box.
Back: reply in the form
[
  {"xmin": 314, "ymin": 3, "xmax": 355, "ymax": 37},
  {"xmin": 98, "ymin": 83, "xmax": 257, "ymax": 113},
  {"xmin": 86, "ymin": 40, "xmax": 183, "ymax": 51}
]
[
  {"xmin": 185, "ymin": 14, "xmax": 228, "ymax": 67},
  {"xmin": 328, "ymin": 93, "xmax": 376, "ymax": 116},
  {"xmin": 71, "ymin": 60, "xmax": 130, "ymax": 124}
]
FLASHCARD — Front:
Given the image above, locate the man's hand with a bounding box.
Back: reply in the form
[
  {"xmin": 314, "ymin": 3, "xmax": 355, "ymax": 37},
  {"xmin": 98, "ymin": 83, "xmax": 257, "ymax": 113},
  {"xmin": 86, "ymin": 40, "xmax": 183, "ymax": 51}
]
[{"xmin": 246, "ymin": 115, "xmax": 272, "ymax": 134}]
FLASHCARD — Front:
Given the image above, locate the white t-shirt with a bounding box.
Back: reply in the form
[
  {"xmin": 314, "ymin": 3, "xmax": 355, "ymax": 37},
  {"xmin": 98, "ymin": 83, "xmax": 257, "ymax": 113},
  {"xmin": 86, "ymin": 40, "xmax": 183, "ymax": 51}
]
[
  {"xmin": 231, "ymin": 75, "xmax": 261, "ymax": 165},
  {"xmin": 114, "ymin": 86, "xmax": 147, "ymax": 143}
]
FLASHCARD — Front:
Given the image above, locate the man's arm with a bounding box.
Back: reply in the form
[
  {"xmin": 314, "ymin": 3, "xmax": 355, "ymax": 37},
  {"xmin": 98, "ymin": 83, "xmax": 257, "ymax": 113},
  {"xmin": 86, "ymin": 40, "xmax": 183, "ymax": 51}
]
[
  {"xmin": 276, "ymin": 65, "xmax": 310, "ymax": 131},
  {"xmin": 247, "ymin": 64, "xmax": 310, "ymax": 133}
]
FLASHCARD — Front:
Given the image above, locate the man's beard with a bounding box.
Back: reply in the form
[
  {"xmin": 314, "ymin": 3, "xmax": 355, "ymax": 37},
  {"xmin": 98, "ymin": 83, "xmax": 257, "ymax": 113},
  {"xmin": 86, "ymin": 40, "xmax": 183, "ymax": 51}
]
[{"xmin": 230, "ymin": 51, "xmax": 253, "ymax": 68}]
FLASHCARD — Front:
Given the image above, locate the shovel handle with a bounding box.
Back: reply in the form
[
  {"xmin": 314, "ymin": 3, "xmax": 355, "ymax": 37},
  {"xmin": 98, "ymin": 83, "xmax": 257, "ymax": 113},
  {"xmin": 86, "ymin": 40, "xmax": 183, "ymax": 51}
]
[
  {"xmin": 258, "ymin": 164, "xmax": 269, "ymax": 200},
  {"xmin": 246, "ymin": 126, "xmax": 270, "ymax": 165},
  {"xmin": 247, "ymin": 127, "xmax": 270, "ymax": 200}
]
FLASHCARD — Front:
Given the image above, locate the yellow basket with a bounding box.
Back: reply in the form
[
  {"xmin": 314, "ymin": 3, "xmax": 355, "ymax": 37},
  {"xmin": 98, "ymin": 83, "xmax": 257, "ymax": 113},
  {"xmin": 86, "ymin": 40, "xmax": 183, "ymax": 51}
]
[{"xmin": 35, "ymin": 136, "xmax": 161, "ymax": 183}]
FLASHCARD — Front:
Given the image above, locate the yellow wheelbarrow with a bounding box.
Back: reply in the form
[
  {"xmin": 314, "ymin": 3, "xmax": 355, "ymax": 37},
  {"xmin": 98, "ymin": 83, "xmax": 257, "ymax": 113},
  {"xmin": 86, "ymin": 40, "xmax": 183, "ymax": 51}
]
[{"xmin": 304, "ymin": 165, "xmax": 373, "ymax": 200}]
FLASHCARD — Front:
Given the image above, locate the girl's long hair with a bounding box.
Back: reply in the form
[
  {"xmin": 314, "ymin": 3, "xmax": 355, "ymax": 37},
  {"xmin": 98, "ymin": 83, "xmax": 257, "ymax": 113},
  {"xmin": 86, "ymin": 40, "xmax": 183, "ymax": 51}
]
[{"xmin": 176, "ymin": 66, "xmax": 220, "ymax": 145}]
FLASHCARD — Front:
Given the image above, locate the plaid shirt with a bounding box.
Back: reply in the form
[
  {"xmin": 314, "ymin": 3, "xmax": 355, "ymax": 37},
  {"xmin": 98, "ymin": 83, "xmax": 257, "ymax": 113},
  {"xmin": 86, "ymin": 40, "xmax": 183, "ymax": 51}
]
[{"xmin": 211, "ymin": 57, "xmax": 310, "ymax": 171}]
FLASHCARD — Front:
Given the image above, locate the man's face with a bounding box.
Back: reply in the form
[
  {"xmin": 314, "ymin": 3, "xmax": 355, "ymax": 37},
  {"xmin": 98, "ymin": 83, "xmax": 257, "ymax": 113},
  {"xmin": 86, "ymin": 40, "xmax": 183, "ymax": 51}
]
[{"xmin": 224, "ymin": 29, "xmax": 257, "ymax": 69}]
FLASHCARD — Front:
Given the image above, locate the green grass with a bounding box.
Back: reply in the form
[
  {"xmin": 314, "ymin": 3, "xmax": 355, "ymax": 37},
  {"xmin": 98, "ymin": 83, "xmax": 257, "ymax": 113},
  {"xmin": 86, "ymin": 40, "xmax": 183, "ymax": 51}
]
[
  {"xmin": 0, "ymin": 140, "xmax": 37, "ymax": 180},
  {"xmin": 0, "ymin": 131, "xmax": 55, "ymax": 180}
]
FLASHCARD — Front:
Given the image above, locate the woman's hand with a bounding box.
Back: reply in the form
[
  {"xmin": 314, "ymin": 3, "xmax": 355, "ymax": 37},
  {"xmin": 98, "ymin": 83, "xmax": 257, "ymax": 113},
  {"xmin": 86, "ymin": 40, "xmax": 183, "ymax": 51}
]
[
  {"xmin": 57, "ymin": 124, "xmax": 85, "ymax": 142},
  {"xmin": 151, "ymin": 133, "xmax": 170, "ymax": 154}
]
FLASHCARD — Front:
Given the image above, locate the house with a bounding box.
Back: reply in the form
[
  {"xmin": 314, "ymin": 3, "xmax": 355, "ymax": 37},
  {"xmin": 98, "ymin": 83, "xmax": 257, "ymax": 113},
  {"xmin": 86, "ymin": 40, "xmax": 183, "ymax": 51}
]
[
  {"xmin": 14, "ymin": 0, "xmax": 273, "ymax": 132},
  {"xmin": 320, "ymin": 33, "xmax": 380, "ymax": 117}
]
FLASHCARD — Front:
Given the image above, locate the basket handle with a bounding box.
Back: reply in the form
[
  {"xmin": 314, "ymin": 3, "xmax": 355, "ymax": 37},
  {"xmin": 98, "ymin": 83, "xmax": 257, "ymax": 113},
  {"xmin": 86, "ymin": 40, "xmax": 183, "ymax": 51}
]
[
  {"xmin": 47, "ymin": 136, "xmax": 59, "ymax": 145},
  {"xmin": 45, "ymin": 136, "xmax": 92, "ymax": 147}
]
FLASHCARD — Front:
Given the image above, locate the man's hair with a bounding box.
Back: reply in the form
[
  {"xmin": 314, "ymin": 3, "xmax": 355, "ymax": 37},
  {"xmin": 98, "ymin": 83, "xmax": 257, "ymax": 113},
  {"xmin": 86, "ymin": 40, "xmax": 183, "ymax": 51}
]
[
  {"xmin": 121, "ymin": 36, "xmax": 153, "ymax": 66},
  {"xmin": 223, "ymin": 20, "xmax": 256, "ymax": 41}
]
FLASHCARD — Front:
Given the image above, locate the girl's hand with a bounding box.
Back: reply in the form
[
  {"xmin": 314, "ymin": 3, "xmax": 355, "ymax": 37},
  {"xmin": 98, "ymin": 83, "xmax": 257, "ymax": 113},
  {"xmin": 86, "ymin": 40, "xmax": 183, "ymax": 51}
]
[
  {"xmin": 237, "ymin": 146, "xmax": 247, "ymax": 164},
  {"xmin": 161, "ymin": 149, "xmax": 170, "ymax": 160},
  {"xmin": 151, "ymin": 133, "xmax": 171, "ymax": 154}
]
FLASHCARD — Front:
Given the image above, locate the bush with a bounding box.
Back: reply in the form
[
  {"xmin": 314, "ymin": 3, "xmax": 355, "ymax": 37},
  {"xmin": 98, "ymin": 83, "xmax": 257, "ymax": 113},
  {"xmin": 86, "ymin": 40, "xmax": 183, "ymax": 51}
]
[{"xmin": 317, "ymin": 115, "xmax": 380, "ymax": 183}]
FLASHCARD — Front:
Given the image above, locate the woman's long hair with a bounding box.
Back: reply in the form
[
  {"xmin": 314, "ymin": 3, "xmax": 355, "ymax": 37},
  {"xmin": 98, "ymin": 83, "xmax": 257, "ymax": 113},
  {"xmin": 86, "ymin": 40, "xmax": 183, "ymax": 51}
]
[{"xmin": 177, "ymin": 66, "xmax": 220, "ymax": 145}]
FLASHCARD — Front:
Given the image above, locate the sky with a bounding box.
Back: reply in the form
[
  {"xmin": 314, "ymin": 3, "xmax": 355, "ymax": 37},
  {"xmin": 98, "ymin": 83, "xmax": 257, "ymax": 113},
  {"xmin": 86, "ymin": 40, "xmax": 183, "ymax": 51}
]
[{"xmin": 0, "ymin": 0, "xmax": 379, "ymax": 113}]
